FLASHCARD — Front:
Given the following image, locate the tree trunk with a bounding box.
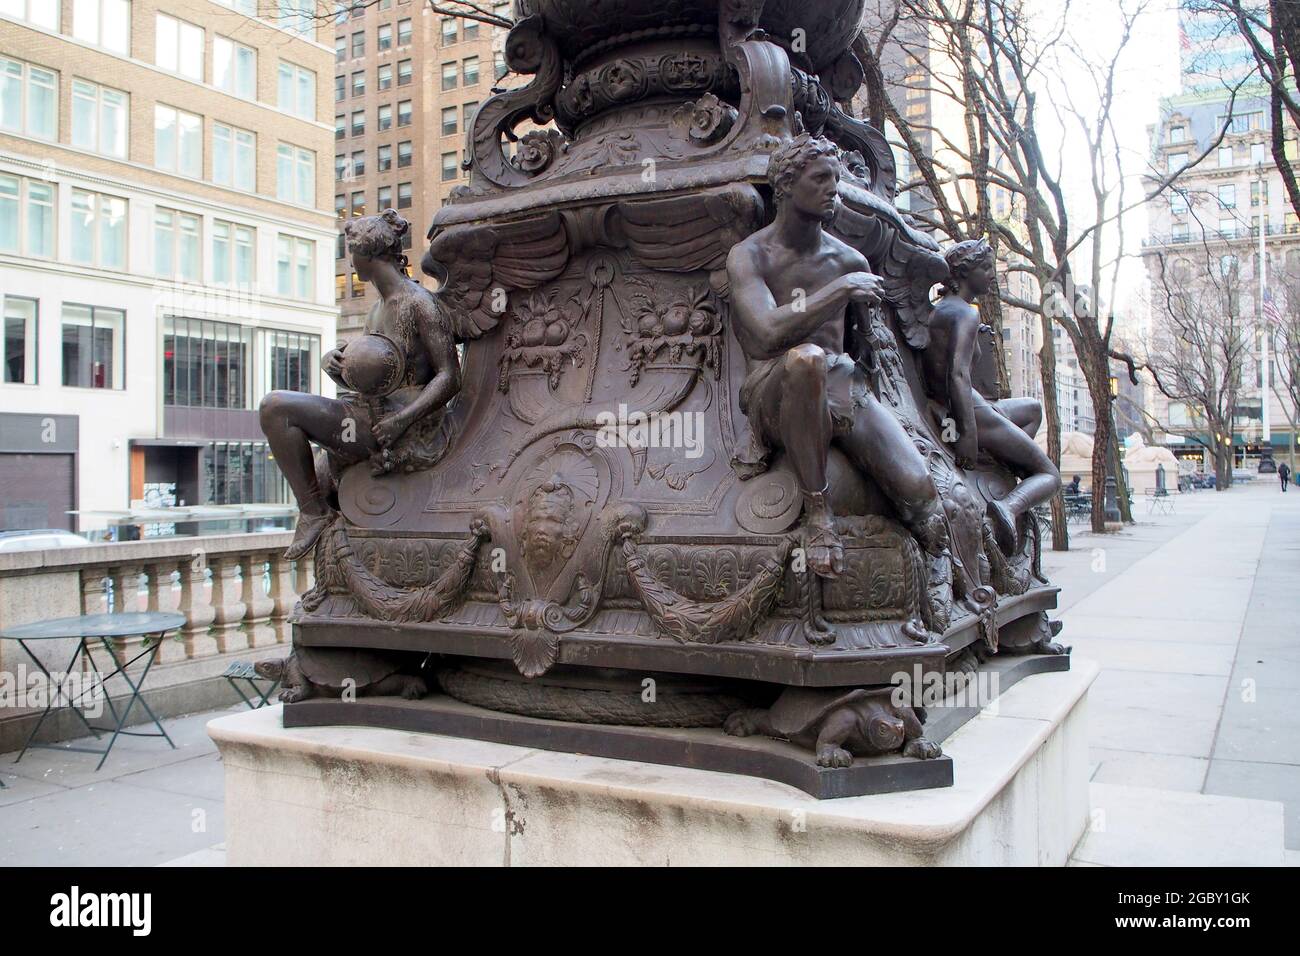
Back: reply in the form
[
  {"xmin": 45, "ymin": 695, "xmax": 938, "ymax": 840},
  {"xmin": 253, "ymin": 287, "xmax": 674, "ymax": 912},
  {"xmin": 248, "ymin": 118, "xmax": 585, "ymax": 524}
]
[
  {"xmin": 1090, "ymin": 401, "xmax": 1112, "ymax": 533},
  {"xmin": 1037, "ymin": 306, "xmax": 1068, "ymax": 550}
]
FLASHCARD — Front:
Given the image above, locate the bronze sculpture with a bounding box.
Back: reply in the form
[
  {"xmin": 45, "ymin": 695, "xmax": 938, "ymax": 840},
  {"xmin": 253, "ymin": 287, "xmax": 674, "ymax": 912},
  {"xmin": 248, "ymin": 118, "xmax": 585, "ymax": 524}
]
[{"xmin": 259, "ymin": 0, "xmax": 1067, "ymax": 797}]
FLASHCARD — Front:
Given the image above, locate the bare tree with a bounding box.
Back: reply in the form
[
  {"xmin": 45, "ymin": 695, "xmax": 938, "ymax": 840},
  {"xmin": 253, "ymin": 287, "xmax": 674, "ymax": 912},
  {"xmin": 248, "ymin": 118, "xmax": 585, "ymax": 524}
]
[
  {"xmin": 1183, "ymin": 1, "xmax": 1300, "ymax": 220},
  {"xmin": 858, "ymin": 0, "xmax": 1229, "ymax": 541},
  {"xmin": 1268, "ymin": 252, "xmax": 1300, "ymax": 468},
  {"xmin": 1142, "ymin": 251, "xmax": 1254, "ymax": 488}
]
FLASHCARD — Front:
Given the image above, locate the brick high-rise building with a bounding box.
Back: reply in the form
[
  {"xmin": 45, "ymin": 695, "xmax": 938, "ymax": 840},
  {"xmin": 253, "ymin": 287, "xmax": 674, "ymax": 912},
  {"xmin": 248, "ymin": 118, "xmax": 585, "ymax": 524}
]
[
  {"xmin": 0, "ymin": 0, "xmax": 337, "ymax": 534},
  {"xmin": 333, "ymin": 0, "xmax": 512, "ymax": 337}
]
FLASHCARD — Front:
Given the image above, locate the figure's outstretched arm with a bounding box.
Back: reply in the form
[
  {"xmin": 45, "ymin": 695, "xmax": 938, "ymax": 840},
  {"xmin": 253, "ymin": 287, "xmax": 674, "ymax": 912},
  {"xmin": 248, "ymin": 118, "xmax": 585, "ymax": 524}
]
[{"xmin": 726, "ymin": 245, "xmax": 881, "ymax": 361}]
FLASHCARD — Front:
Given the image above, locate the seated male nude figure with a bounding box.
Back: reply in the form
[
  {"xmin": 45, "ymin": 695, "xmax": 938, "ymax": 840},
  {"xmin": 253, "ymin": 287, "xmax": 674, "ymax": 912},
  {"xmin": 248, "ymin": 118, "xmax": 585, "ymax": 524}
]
[
  {"xmin": 727, "ymin": 134, "xmax": 949, "ymax": 578},
  {"xmin": 922, "ymin": 238, "xmax": 1060, "ymax": 554}
]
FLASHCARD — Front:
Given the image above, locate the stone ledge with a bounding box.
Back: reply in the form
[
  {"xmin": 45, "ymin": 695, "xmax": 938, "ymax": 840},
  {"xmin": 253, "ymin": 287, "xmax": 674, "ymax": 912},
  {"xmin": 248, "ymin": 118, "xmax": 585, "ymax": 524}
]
[{"xmin": 210, "ymin": 658, "xmax": 1097, "ymax": 866}]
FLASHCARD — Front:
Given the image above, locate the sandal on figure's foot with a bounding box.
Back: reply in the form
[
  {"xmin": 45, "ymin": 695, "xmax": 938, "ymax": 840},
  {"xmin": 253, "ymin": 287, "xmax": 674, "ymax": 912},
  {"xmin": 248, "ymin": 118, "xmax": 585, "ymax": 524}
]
[{"xmin": 284, "ymin": 509, "xmax": 336, "ymax": 560}]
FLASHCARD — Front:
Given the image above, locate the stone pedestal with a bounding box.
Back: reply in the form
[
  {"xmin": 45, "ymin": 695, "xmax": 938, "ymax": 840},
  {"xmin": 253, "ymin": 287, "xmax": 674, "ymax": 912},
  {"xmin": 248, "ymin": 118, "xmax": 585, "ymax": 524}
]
[{"xmin": 209, "ymin": 659, "xmax": 1096, "ymax": 866}]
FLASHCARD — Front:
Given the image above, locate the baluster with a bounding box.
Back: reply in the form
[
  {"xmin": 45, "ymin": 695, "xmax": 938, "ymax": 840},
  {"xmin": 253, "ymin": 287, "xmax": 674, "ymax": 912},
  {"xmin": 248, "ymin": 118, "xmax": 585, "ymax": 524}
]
[
  {"xmin": 177, "ymin": 557, "xmax": 217, "ymax": 658},
  {"xmin": 240, "ymin": 553, "xmax": 277, "ymax": 648},
  {"xmin": 209, "ymin": 556, "xmax": 249, "ymax": 654},
  {"xmin": 267, "ymin": 552, "xmax": 298, "ymax": 644}
]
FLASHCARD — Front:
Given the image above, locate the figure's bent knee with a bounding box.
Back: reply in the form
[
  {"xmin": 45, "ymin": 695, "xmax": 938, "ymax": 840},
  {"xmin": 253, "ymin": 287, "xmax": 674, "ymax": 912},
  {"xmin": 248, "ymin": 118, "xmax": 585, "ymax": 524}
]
[
  {"xmin": 259, "ymin": 389, "xmax": 299, "ymax": 428},
  {"xmin": 782, "ymin": 343, "xmax": 827, "ymax": 382}
]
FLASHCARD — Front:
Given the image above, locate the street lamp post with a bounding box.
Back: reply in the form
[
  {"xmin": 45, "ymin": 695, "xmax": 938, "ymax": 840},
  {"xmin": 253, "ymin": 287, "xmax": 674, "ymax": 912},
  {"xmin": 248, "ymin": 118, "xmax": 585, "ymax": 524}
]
[{"xmin": 1256, "ymin": 163, "xmax": 1276, "ymax": 474}]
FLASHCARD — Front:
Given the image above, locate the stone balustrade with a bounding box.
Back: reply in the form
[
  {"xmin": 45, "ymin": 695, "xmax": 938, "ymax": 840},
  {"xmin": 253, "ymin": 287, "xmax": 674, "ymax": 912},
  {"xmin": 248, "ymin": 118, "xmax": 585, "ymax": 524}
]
[{"xmin": 0, "ymin": 534, "xmax": 309, "ymax": 735}]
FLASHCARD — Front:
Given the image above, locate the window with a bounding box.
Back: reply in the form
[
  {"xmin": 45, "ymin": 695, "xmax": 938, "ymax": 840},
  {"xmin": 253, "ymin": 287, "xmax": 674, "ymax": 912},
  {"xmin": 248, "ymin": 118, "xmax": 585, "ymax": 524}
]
[
  {"xmin": 1219, "ymin": 218, "xmax": 1236, "ymax": 238},
  {"xmin": 351, "ymin": 149, "xmax": 365, "ymax": 176},
  {"xmin": 494, "ymin": 52, "xmax": 508, "ymax": 80},
  {"xmin": 72, "ymin": 0, "xmax": 129, "ymax": 54},
  {"xmin": 1251, "ymin": 142, "xmax": 1268, "ymax": 165},
  {"xmin": 70, "ymin": 189, "xmax": 126, "ymax": 269},
  {"xmin": 377, "ymin": 185, "xmax": 391, "ymax": 208},
  {"xmin": 277, "ymin": 0, "xmax": 316, "ymax": 38},
  {"xmin": 1172, "ymin": 222, "xmax": 1189, "ymax": 241},
  {"xmin": 335, "ymin": 75, "xmax": 346, "ymax": 102},
  {"xmin": 268, "ymin": 330, "xmax": 319, "ymax": 393},
  {"xmin": 378, "ymin": 24, "xmax": 392, "ymax": 51},
  {"xmin": 377, "ymin": 143, "xmax": 392, "ymax": 171},
  {"xmin": 397, "ymin": 140, "xmax": 412, "ymax": 168},
  {"xmin": 214, "ymin": 37, "xmax": 256, "ymax": 99},
  {"xmin": 351, "ymin": 272, "xmax": 365, "ymax": 297},
  {"xmin": 441, "ymin": 106, "xmax": 457, "ymax": 136},
  {"xmin": 351, "ymin": 190, "xmax": 365, "ymax": 216},
  {"xmin": 351, "ymin": 69, "xmax": 365, "ymax": 97},
  {"xmin": 442, "ymin": 18, "xmax": 457, "ymax": 45},
  {"xmin": 212, "ymin": 221, "xmax": 255, "ymax": 286},
  {"xmin": 1170, "ymin": 192, "xmax": 1188, "ymax": 216},
  {"xmin": 276, "ymin": 234, "xmax": 315, "ymax": 299},
  {"xmin": 277, "ymin": 145, "xmax": 316, "ymax": 205},
  {"xmin": 463, "ymin": 19, "xmax": 478, "ymax": 41},
  {"xmin": 0, "ymin": 57, "xmax": 57, "ymax": 140},
  {"xmin": 163, "ymin": 317, "xmax": 249, "ymax": 408},
  {"xmin": 213, "ymin": 123, "xmax": 255, "ymax": 191},
  {"xmin": 1218, "ymin": 145, "xmax": 1234, "ymax": 168},
  {"xmin": 4, "ymin": 0, "xmax": 59, "ymax": 30},
  {"xmin": 279, "ymin": 63, "xmax": 317, "ymax": 119},
  {"xmin": 1168, "ymin": 125, "xmax": 1185, "ymax": 143},
  {"xmin": 155, "ymin": 15, "xmax": 204, "ymax": 81},
  {"xmin": 397, "ymin": 100, "xmax": 411, "ymax": 126},
  {"xmin": 378, "ymin": 103, "xmax": 392, "ymax": 131},
  {"xmin": 216, "ymin": 0, "xmax": 257, "ymax": 12},
  {"xmin": 336, "ymin": 273, "xmax": 346, "ymax": 298},
  {"xmin": 352, "ymin": 31, "xmax": 365, "ymax": 58},
  {"xmin": 155, "ymin": 105, "xmax": 202, "ymax": 177},
  {"xmin": 335, "ymin": 114, "xmax": 345, "ymax": 139},
  {"xmin": 442, "ymin": 62, "xmax": 457, "ymax": 91},
  {"xmin": 71, "ymin": 80, "xmax": 127, "ymax": 157},
  {"xmin": 62, "ymin": 304, "xmax": 124, "ymax": 389},
  {"xmin": 154, "ymin": 208, "xmax": 201, "ymax": 282},
  {"xmin": 1167, "ymin": 152, "xmax": 1187, "ymax": 173},
  {"xmin": 378, "ymin": 64, "xmax": 392, "ymax": 91},
  {"xmin": 351, "ymin": 109, "xmax": 365, "ymax": 136},
  {"xmin": 441, "ymin": 151, "xmax": 457, "ymax": 181},
  {"xmin": 397, "ymin": 18, "xmax": 411, "ymax": 45},
  {"xmin": 335, "ymin": 153, "xmax": 349, "ymax": 180},
  {"xmin": 0, "ymin": 175, "xmax": 55, "ymax": 257},
  {"xmin": 1218, "ymin": 184, "xmax": 1236, "ymax": 208},
  {"xmin": 3, "ymin": 296, "xmax": 37, "ymax": 384},
  {"xmin": 462, "ymin": 56, "xmax": 479, "ymax": 86},
  {"xmin": 398, "ymin": 59, "xmax": 412, "ymax": 86},
  {"xmin": 1251, "ymin": 179, "xmax": 1268, "ymax": 207},
  {"xmin": 462, "ymin": 101, "xmax": 477, "ymax": 129},
  {"xmin": 336, "ymin": 36, "xmax": 346, "ymax": 63},
  {"xmin": 397, "ymin": 182, "xmax": 411, "ymax": 209}
]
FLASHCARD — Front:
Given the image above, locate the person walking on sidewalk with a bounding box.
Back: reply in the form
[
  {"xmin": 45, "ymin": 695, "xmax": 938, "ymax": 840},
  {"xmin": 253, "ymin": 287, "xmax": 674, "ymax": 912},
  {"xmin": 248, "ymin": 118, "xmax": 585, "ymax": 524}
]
[{"xmin": 1280, "ymin": 461, "xmax": 1291, "ymax": 493}]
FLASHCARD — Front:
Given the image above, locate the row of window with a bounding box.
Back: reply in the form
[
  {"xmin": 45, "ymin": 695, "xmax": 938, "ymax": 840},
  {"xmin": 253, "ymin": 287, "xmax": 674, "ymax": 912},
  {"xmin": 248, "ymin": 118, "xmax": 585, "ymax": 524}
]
[
  {"xmin": 2, "ymin": 293, "xmax": 320, "ymax": 402},
  {"xmin": 335, "ymin": 101, "xmax": 414, "ymax": 138},
  {"xmin": 336, "ymin": 141, "xmax": 414, "ymax": 179},
  {"xmin": 2, "ymin": 4, "xmax": 318, "ymax": 117},
  {"xmin": 0, "ymin": 172, "xmax": 318, "ymax": 296},
  {"xmin": 336, "ymin": 19, "xmax": 414, "ymax": 62},
  {"xmin": 336, "ymin": 59, "xmax": 414, "ymax": 100},
  {"xmin": 1, "ymin": 56, "xmax": 317, "ymax": 205}
]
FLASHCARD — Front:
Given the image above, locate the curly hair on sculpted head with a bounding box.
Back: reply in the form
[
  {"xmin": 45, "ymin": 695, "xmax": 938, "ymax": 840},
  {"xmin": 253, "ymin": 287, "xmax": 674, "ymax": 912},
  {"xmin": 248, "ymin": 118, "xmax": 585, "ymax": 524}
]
[
  {"xmin": 343, "ymin": 208, "xmax": 410, "ymax": 268},
  {"xmin": 767, "ymin": 134, "xmax": 840, "ymax": 202},
  {"xmin": 942, "ymin": 237, "xmax": 994, "ymax": 293}
]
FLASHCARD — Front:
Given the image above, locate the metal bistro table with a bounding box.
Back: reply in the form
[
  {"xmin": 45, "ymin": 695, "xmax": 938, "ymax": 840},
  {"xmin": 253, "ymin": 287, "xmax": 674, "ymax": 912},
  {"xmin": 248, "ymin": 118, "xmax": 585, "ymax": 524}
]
[{"xmin": 1, "ymin": 611, "xmax": 185, "ymax": 770}]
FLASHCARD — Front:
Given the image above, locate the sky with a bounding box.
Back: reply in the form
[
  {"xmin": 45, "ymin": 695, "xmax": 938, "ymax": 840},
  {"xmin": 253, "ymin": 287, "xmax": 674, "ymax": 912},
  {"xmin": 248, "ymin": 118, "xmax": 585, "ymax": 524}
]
[{"xmin": 1030, "ymin": 0, "xmax": 1184, "ymax": 330}]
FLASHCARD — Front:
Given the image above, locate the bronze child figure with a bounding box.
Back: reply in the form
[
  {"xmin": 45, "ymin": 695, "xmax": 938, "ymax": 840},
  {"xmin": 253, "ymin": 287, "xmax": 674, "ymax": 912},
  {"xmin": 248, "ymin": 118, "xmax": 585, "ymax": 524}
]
[
  {"xmin": 727, "ymin": 134, "xmax": 948, "ymax": 577},
  {"xmin": 921, "ymin": 238, "xmax": 1060, "ymax": 553},
  {"xmin": 260, "ymin": 209, "xmax": 462, "ymax": 560}
]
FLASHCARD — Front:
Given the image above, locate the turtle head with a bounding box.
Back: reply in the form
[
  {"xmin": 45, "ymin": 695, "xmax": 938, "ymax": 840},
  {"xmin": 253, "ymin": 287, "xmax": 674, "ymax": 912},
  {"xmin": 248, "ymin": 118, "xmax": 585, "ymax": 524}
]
[
  {"xmin": 254, "ymin": 657, "xmax": 287, "ymax": 681},
  {"xmin": 864, "ymin": 713, "xmax": 906, "ymax": 752}
]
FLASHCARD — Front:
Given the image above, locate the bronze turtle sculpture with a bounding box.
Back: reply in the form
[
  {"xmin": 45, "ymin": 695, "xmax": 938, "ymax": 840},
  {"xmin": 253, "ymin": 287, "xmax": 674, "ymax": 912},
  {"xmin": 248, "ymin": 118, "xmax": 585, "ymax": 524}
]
[
  {"xmin": 254, "ymin": 646, "xmax": 427, "ymax": 703},
  {"xmin": 723, "ymin": 686, "xmax": 941, "ymax": 768}
]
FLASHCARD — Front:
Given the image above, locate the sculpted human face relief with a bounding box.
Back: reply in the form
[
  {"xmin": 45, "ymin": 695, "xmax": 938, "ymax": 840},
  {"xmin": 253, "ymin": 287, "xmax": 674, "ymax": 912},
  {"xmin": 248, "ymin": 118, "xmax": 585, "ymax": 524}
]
[{"xmin": 785, "ymin": 154, "xmax": 841, "ymax": 223}]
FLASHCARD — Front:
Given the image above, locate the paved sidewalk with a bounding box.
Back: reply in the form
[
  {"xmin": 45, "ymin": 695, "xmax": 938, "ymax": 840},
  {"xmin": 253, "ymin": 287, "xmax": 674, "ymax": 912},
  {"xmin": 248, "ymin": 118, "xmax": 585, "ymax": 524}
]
[
  {"xmin": 1041, "ymin": 480, "xmax": 1300, "ymax": 860},
  {"xmin": 0, "ymin": 480, "xmax": 1296, "ymax": 865}
]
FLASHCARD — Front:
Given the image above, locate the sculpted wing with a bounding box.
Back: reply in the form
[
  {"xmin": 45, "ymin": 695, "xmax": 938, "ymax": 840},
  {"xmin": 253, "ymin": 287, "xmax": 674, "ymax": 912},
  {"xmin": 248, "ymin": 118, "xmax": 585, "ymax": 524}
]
[
  {"xmin": 423, "ymin": 211, "xmax": 569, "ymax": 340},
  {"xmin": 619, "ymin": 183, "xmax": 765, "ymax": 278}
]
